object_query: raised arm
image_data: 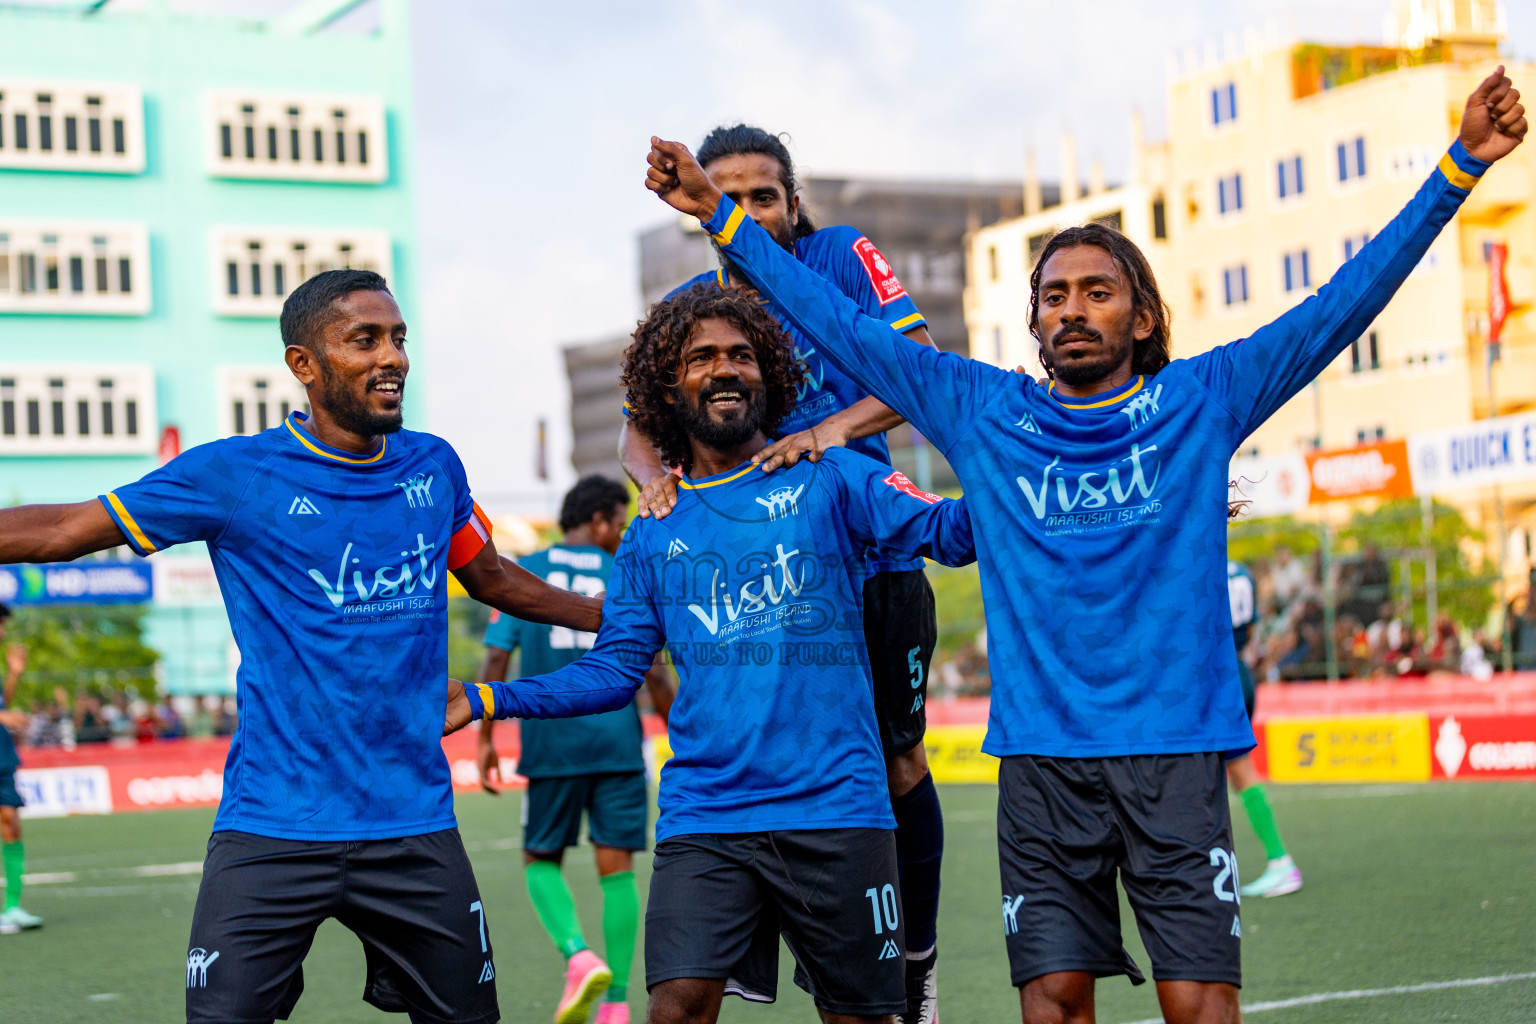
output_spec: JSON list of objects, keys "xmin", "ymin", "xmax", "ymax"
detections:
[
  {"xmin": 1195, "ymin": 68, "xmax": 1525, "ymax": 440},
  {"xmin": 452, "ymin": 537, "xmax": 603, "ymax": 633},
  {"xmin": 463, "ymin": 546, "xmax": 664, "ymax": 722},
  {"xmin": 826, "ymin": 451, "xmax": 976, "ymax": 568},
  {"xmin": 0, "ymin": 501, "xmax": 132, "ymax": 564},
  {"xmin": 645, "ymin": 138, "xmax": 1001, "ymax": 455}
]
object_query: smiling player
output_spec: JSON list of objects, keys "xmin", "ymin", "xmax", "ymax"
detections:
[
  {"xmin": 643, "ymin": 68, "xmax": 1526, "ymax": 1024},
  {"xmin": 0, "ymin": 269, "xmax": 603, "ymax": 1024},
  {"xmin": 456, "ymin": 283, "xmax": 974, "ymax": 1024}
]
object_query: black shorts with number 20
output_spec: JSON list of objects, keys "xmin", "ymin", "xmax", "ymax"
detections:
[
  {"xmin": 997, "ymin": 753, "xmax": 1243, "ymax": 988},
  {"xmin": 863, "ymin": 568, "xmax": 937, "ymax": 758}
]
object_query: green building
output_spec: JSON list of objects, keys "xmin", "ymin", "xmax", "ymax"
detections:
[{"xmin": 0, "ymin": 0, "xmax": 419, "ymax": 692}]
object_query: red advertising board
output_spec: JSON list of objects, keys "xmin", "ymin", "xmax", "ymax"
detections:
[{"xmin": 1429, "ymin": 713, "xmax": 1536, "ymax": 780}]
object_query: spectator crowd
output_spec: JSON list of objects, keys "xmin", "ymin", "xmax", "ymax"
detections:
[
  {"xmin": 12, "ymin": 686, "xmax": 236, "ymax": 750},
  {"xmin": 1239, "ymin": 544, "xmax": 1499, "ymax": 682}
]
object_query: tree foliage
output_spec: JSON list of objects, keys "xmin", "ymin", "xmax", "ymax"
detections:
[{"xmin": 3, "ymin": 605, "xmax": 159, "ymax": 707}]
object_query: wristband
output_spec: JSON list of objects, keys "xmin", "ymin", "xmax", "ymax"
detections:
[{"xmin": 463, "ymin": 682, "xmax": 494, "ymax": 721}]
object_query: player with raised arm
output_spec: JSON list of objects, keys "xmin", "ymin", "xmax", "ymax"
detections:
[
  {"xmin": 453, "ymin": 284, "xmax": 975, "ymax": 1024},
  {"xmin": 1226, "ymin": 559, "xmax": 1300, "ymax": 899},
  {"xmin": 620, "ymin": 126, "xmax": 948, "ymax": 1022},
  {"xmin": 0, "ymin": 608, "xmax": 39, "ymax": 934},
  {"xmin": 0, "ymin": 269, "xmax": 603, "ymax": 1024},
  {"xmin": 475, "ymin": 474, "xmax": 676, "ymax": 1024},
  {"xmin": 643, "ymin": 69, "xmax": 1525, "ymax": 1024}
]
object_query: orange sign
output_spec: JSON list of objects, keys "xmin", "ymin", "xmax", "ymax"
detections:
[{"xmin": 1305, "ymin": 439, "xmax": 1414, "ymax": 503}]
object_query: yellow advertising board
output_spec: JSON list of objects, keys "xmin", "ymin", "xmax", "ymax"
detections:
[
  {"xmin": 1265, "ymin": 713, "xmax": 1431, "ymax": 783},
  {"xmin": 646, "ymin": 725, "xmax": 999, "ymax": 785}
]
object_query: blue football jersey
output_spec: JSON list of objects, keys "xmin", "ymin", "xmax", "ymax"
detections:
[
  {"xmin": 476, "ymin": 449, "xmax": 974, "ymax": 840},
  {"xmin": 483, "ymin": 545, "xmax": 645, "ymax": 778},
  {"xmin": 703, "ymin": 140, "xmax": 1490, "ymax": 758},
  {"xmin": 101, "ymin": 413, "xmax": 493, "ymax": 840}
]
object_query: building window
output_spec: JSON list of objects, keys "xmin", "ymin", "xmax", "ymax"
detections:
[
  {"xmin": 0, "ymin": 79, "xmax": 143, "ymax": 172},
  {"xmin": 1356, "ymin": 426, "xmax": 1386, "ymax": 444},
  {"xmin": 1337, "ymin": 135, "xmax": 1367, "ymax": 182},
  {"xmin": 988, "ymin": 246, "xmax": 998, "ymax": 282},
  {"xmin": 1211, "ymin": 82, "xmax": 1237, "ymax": 125},
  {"xmin": 1222, "ymin": 265, "xmax": 1249, "ymax": 306},
  {"xmin": 218, "ymin": 367, "xmax": 309, "ymax": 438},
  {"xmin": 1350, "ymin": 330, "xmax": 1381, "ymax": 373},
  {"xmin": 993, "ymin": 327, "xmax": 1003, "ymax": 363},
  {"xmin": 0, "ymin": 222, "xmax": 148, "ymax": 315},
  {"xmin": 1026, "ymin": 233, "xmax": 1047, "ymax": 268},
  {"xmin": 1151, "ymin": 198, "xmax": 1167, "ymax": 240},
  {"xmin": 1282, "ymin": 249, "xmax": 1311, "ymax": 293},
  {"xmin": 1276, "ymin": 155, "xmax": 1305, "ymax": 198},
  {"xmin": 1343, "ymin": 231, "xmax": 1372, "ymax": 261},
  {"xmin": 1216, "ymin": 172, "xmax": 1243, "ymax": 215},
  {"xmin": 207, "ymin": 91, "xmax": 387, "ymax": 184}
]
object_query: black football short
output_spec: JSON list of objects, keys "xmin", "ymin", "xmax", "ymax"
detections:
[
  {"xmin": 184, "ymin": 829, "xmax": 499, "ymax": 1024},
  {"xmin": 997, "ymin": 753, "xmax": 1242, "ymax": 988},
  {"xmin": 863, "ymin": 568, "xmax": 937, "ymax": 758},
  {"xmin": 645, "ymin": 828, "xmax": 906, "ymax": 1017}
]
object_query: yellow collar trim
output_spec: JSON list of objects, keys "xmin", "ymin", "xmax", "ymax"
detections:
[
  {"xmin": 678, "ymin": 463, "xmax": 758, "ymax": 490},
  {"xmin": 1049, "ymin": 375, "xmax": 1144, "ymax": 410},
  {"xmin": 285, "ymin": 418, "xmax": 387, "ymax": 464}
]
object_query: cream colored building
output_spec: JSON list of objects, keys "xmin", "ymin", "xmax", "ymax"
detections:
[
  {"xmin": 966, "ymin": 0, "xmax": 1533, "ymax": 455},
  {"xmin": 964, "ymin": 0, "xmax": 1536, "ymax": 568}
]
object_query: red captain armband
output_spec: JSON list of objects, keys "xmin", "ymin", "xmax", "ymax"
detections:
[{"xmin": 447, "ymin": 502, "xmax": 494, "ymax": 571}]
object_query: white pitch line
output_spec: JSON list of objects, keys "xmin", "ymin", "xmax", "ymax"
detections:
[
  {"xmin": 1118, "ymin": 971, "xmax": 1536, "ymax": 1024},
  {"xmin": 13, "ymin": 860, "xmax": 204, "ymax": 887}
]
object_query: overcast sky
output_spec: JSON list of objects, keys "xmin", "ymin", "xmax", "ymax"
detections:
[{"xmin": 406, "ymin": 0, "xmax": 1534, "ymax": 512}]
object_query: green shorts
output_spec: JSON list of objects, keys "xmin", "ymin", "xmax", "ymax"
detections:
[{"xmin": 522, "ymin": 771, "xmax": 648, "ymax": 854}]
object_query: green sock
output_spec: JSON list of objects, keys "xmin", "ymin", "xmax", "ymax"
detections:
[
  {"xmin": 3, "ymin": 841, "xmax": 23, "ymax": 911},
  {"xmin": 525, "ymin": 860, "xmax": 586, "ymax": 959},
  {"xmin": 1240, "ymin": 785, "xmax": 1287, "ymax": 861},
  {"xmin": 599, "ymin": 871, "xmax": 639, "ymax": 1002}
]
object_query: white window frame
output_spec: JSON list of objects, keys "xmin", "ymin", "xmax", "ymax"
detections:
[
  {"xmin": 210, "ymin": 226, "xmax": 393, "ymax": 318},
  {"xmin": 1333, "ymin": 133, "xmax": 1368, "ymax": 187},
  {"xmin": 0, "ymin": 364, "xmax": 156, "ymax": 455},
  {"xmin": 0, "ymin": 220, "xmax": 150, "ymax": 316},
  {"xmin": 1210, "ymin": 81, "xmax": 1238, "ymax": 126},
  {"xmin": 1275, "ymin": 154, "xmax": 1305, "ymax": 202},
  {"xmin": 205, "ymin": 90, "xmax": 388, "ymax": 184},
  {"xmin": 216, "ymin": 366, "xmax": 310, "ymax": 438},
  {"xmin": 0, "ymin": 77, "xmax": 145, "ymax": 174},
  {"xmin": 1280, "ymin": 248, "xmax": 1311, "ymax": 294},
  {"xmin": 1221, "ymin": 264, "xmax": 1249, "ymax": 308}
]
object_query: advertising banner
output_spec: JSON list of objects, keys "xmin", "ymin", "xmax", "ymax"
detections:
[
  {"xmin": 1430, "ymin": 714, "xmax": 1536, "ymax": 779},
  {"xmin": 1407, "ymin": 409, "xmax": 1536, "ymax": 496},
  {"xmin": 13, "ymin": 766, "xmax": 113, "ymax": 818},
  {"xmin": 1305, "ymin": 440, "xmax": 1414, "ymax": 503},
  {"xmin": 1264, "ymin": 713, "xmax": 1432, "ymax": 783},
  {"xmin": 0, "ymin": 561, "xmax": 153, "ymax": 606}
]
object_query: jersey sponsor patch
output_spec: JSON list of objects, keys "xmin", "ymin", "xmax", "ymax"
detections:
[
  {"xmin": 852, "ymin": 237, "xmax": 909, "ymax": 306},
  {"xmin": 883, "ymin": 470, "xmax": 942, "ymax": 505}
]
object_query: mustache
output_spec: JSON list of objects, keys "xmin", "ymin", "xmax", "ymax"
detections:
[
  {"xmin": 367, "ymin": 372, "xmax": 405, "ymax": 386},
  {"xmin": 1050, "ymin": 325, "xmax": 1103, "ymax": 347}
]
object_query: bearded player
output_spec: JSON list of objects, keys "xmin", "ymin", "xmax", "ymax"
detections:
[
  {"xmin": 621, "ymin": 125, "xmax": 946, "ymax": 1022},
  {"xmin": 0, "ymin": 269, "xmax": 602, "ymax": 1024},
  {"xmin": 644, "ymin": 68, "xmax": 1525, "ymax": 1024},
  {"xmin": 455, "ymin": 283, "xmax": 974, "ymax": 1024}
]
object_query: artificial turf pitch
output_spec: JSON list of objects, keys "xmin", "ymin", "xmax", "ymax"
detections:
[{"xmin": 2, "ymin": 782, "xmax": 1533, "ymax": 1023}]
